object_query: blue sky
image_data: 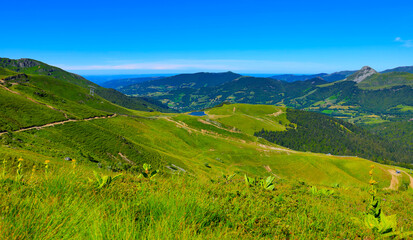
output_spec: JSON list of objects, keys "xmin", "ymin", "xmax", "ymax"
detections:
[{"xmin": 1, "ymin": 0, "xmax": 413, "ymax": 74}]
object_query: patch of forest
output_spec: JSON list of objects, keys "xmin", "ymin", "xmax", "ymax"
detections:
[{"xmin": 255, "ymin": 108, "xmax": 412, "ymax": 167}]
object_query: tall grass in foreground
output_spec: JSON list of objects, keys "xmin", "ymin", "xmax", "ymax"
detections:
[{"xmin": 0, "ymin": 157, "xmax": 412, "ymax": 239}]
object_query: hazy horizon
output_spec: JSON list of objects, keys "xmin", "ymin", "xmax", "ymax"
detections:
[{"xmin": 1, "ymin": 0, "xmax": 412, "ymax": 74}]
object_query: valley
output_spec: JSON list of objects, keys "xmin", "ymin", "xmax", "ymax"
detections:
[{"xmin": 0, "ymin": 58, "xmax": 412, "ymax": 239}]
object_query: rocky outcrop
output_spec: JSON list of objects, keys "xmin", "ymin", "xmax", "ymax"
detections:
[
  {"xmin": 3, "ymin": 73, "xmax": 29, "ymax": 83},
  {"xmin": 0, "ymin": 58, "xmax": 40, "ymax": 69},
  {"xmin": 346, "ymin": 66, "xmax": 377, "ymax": 83}
]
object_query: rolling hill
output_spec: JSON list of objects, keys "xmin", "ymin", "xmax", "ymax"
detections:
[
  {"xmin": 381, "ymin": 65, "xmax": 413, "ymax": 74},
  {"xmin": 1, "ymin": 60, "xmax": 410, "ymax": 182},
  {"xmin": 1, "ymin": 60, "xmax": 413, "ymax": 239},
  {"xmin": 0, "ymin": 58, "xmax": 170, "ymax": 112}
]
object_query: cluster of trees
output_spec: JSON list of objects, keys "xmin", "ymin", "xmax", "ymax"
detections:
[{"xmin": 255, "ymin": 108, "xmax": 412, "ymax": 165}]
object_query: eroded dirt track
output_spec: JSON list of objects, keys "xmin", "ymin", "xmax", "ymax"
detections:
[
  {"xmin": 385, "ymin": 169, "xmax": 400, "ymax": 190},
  {"xmin": 0, "ymin": 114, "xmax": 116, "ymax": 136},
  {"xmin": 384, "ymin": 169, "xmax": 413, "ymax": 190}
]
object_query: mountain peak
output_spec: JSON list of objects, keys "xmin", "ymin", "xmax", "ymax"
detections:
[{"xmin": 346, "ymin": 66, "xmax": 377, "ymax": 83}]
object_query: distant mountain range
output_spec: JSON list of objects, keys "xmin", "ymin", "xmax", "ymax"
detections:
[
  {"xmin": 115, "ymin": 66, "xmax": 413, "ymax": 124},
  {"xmin": 103, "ymin": 65, "xmax": 413, "ymax": 89},
  {"xmin": 381, "ymin": 66, "xmax": 413, "ymax": 74},
  {"xmin": 100, "ymin": 76, "xmax": 165, "ymax": 89},
  {"xmin": 270, "ymin": 70, "xmax": 357, "ymax": 82},
  {"xmin": 119, "ymin": 71, "xmax": 242, "ymax": 96}
]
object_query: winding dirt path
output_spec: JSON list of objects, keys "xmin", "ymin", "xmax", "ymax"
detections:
[
  {"xmin": 0, "ymin": 114, "xmax": 116, "ymax": 136},
  {"xmin": 384, "ymin": 169, "xmax": 413, "ymax": 190},
  {"xmin": 385, "ymin": 169, "xmax": 399, "ymax": 190},
  {"xmin": 197, "ymin": 119, "xmax": 240, "ymax": 133},
  {"xmin": 267, "ymin": 109, "xmax": 283, "ymax": 117}
]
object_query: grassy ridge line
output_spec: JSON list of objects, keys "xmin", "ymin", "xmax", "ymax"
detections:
[
  {"xmin": 0, "ymin": 114, "xmax": 117, "ymax": 136},
  {"xmin": 0, "ymin": 58, "xmax": 171, "ymax": 113},
  {"xmin": 15, "ymin": 74, "xmax": 136, "ymax": 117}
]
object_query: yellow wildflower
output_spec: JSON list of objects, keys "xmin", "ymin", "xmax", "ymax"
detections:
[
  {"xmin": 45, "ymin": 160, "xmax": 50, "ymax": 164},
  {"xmin": 18, "ymin": 157, "xmax": 24, "ymax": 162},
  {"xmin": 72, "ymin": 159, "xmax": 77, "ymax": 170},
  {"xmin": 369, "ymin": 179, "xmax": 377, "ymax": 185}
]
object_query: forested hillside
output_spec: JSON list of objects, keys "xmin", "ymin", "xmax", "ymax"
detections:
[{"xmin": 255, "ymin": 108, "xmax": 412, "ymax": 166}]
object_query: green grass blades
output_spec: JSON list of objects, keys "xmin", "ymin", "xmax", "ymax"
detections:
[
  {"xmin": 311, "ymin": 186, "xmax": 335, "ymax": 197},
  {"xmin": 244, "ymin": 174, "xmax": 275, "ymax": 190}
]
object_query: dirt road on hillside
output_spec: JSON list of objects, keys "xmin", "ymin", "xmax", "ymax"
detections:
[
  {"xmin": 384, "ymin": 169, "xmax": 413, "ymax": 190},
  {"xmin": 0, "ymin": 114, "xmax": 116, "ymax": 136},
  {"xmin": 385, "ymin": 169, "xmax": 400, "ymax": 190}
]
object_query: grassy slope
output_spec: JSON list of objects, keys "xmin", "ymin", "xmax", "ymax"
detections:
[
  {"xmin": 0, "ymin": 87, "xmax": 67, "ymax": 131},
  {"xmin": 2, "ymin": 102, "xmax": 399, "ymax": 188},
  {"xmin": 206, "ymin": 103, "xmax": 288, "ymax": 135},
  {"xmin": 0, "ymin": 67, "xmax": 17, "ymax": 78},
  {"xmin": 15, "ymin": 74, "xmax": 135, "ymax": 116},
  {"xmin": 0, "ymin": 58, "xmax": 170, "ymax": 112},
  {"xmin": 0, "ymin": 68, "xmax": 405, "ymax": 188},
  {"xmin": 357, "ymin": 72, "xmax": 413, "ymax": 90},
  {"xmin": 0, "ymin": 138, "xmax": 412, "ymax": 239},
  {"xmin": 1, "ymin": 94, "xmax": 413, "ymax": 238},
  {"xmin": 0, "ymin": 58, "xmax": 91, "ymax": 87}
]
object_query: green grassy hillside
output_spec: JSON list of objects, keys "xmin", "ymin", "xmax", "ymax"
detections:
[
  {"xmin": 357, "ymin": 72, "xmax": 413, "ymax": 90},
  {"xmin": 2, "ymin": 99, "xmax": 409, "ymax": 188},
  {"xmin": 0, "ymin": 58, "xmax": 171, "ymax": 112},
  {"xmin": 1, "ymin": 104, "xmax": 412, "ymax": 238},
  {"xmin": 1, "ymin": 64, "xmax": 412, "ymax": 239},
  {"xmin": 0, "ymin": 86, "xmax": 67, "ymax": 131},
  {"xmin": 206, "ymin": 103, "xmax": 288, "ymax": 135},
  {"xmin": 1, "ymin": 152, "xmax": 411, "ymax": 239},
  {"xmin": 0, "ymin": 67, "xmax": 17, "ymax": 78}
]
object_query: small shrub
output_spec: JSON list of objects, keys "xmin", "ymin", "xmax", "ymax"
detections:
[
  {"xmin": 244, "ymin": 175, "xmax": 275, "ymax": 190},
  {"xmin": 137, "ymin": 163, "xmax": 159, "ymax": 180},
  {"xmin": 91, "ymin": 171, "xmax": 123, "ymax": 189}
]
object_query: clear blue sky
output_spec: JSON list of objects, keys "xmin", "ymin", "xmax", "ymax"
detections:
[{"xmin": 1, "ymin": 0, "xmax": 413, "ymax": 74}]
